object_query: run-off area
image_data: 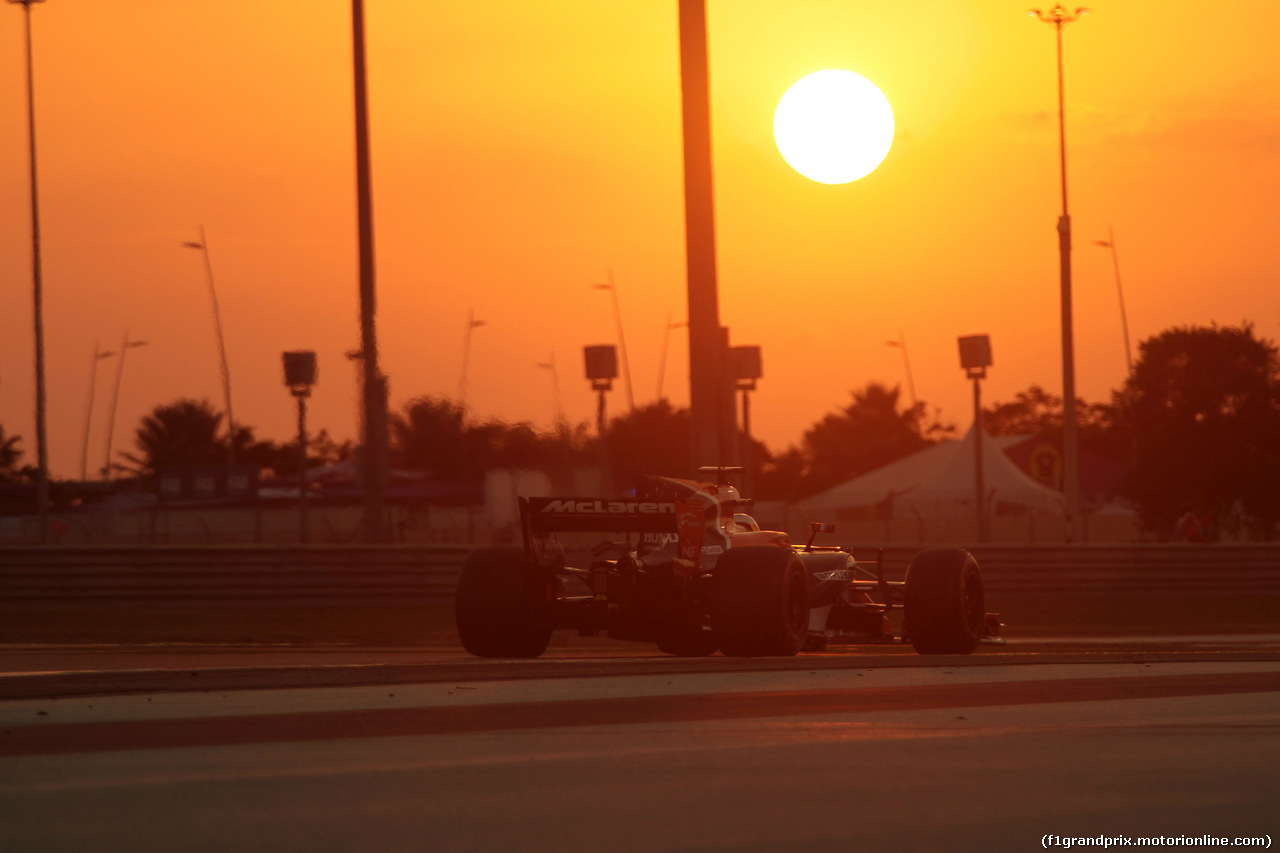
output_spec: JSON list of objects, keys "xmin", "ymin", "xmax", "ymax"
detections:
[{"xmin": 0, "ymin": 660, "xmax": 1277, "ymax": 852}]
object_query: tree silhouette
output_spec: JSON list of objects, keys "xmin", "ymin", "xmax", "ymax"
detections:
[
  {"xmin": 120, "ymin": 398, "xmax": 227, "ymax": 477},
  {"xmin": 983, "ymin": 384, "xmax": 1121, "ymax": 462},
  {"xmin": 792, "ymin": 383, "xmax": 952, "ymax": 498},
  {"xmin": 604, "ymin": 400, "xmax": 692, "ymax": 490},
  {"xmin": 755, "ymin": 445, "xmax": 807, "ymax": 502},
  {"xmin": 239, "ymin": 429, "xmax": 355, "ymax": 479},
  {"xmin": 0, "ymin": 425, "xmax": 25, "ymax": 483},
  {"xmin": 390, "ymin": 396, "xmax": 588, "ymax": 481},
  {"xmin": 1113, "ymin": 324, "xmax": 1280, "ymax": 539},
  {"xmin": 390, "ymin": 396, "xmax": 477, "ymax": 479}
]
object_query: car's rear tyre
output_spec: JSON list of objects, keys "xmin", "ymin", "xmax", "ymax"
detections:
[
  {"xmin": 711, "ymin": 547, "xmax": 810, "ymax": 657},
  {"xmin": 904, "ymin": 548, "xmax": 984, "ymax": 655},
  {"xmin": 455, "ymin": 545, "xmax": 552, "ymax": 658}
]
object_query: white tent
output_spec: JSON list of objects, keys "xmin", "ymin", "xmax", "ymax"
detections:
[
  {"xmin": 790, "ymin": 440, "xmax": 958, "ymax": 520},
  {"xmin": 895, "ymin": 423, "xmax": 1065, "ymax": 517},
  {"xmin": 792, "ymin": 423, "xmax": 1064, "ymax": 522}
]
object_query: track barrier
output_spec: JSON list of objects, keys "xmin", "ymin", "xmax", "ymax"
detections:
[{"xmin": 1, "ymin": 543, "xmax": 1278, "ymax": 607}]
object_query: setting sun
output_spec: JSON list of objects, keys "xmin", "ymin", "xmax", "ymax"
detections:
[
  {"xmin": 2, "ymin": 1, "xmax": 1279, "ymax": 481},
  {"xmin": 773, "ymin": 69, "xmax": 895, "ymax": 184}
]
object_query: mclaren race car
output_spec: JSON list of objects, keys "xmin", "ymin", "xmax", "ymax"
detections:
[{"xmin": 455, "ymin": 468, "xmax": 1002, "ymax": 658}]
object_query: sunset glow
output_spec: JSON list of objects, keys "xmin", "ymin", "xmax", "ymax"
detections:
[{"xmin": 2, "ymin": 2, "xmax": 1279, "ymax": 476}]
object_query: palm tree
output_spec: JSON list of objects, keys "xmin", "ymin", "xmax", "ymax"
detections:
[
  {"xmin": 0, "ymin": 425, "xmax": 24, "ymax": 482},
  {"xmin": 119, "ymin": 399, "xmax": 227, "ymax": 477}
]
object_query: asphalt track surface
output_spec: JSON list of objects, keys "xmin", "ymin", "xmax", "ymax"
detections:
[{"xmin": 1, "ymin": 638, "xmax": 1278, "ymax": 852}]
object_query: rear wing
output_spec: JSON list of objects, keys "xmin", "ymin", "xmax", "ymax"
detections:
[{"xmin": 520, "ymin": 494, "xmax": 728, "ymax": 575}]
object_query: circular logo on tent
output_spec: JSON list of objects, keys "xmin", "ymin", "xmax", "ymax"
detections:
[{"xmin": 1029, "ymin": 443, "xmax": 1062, "ymax": 489}]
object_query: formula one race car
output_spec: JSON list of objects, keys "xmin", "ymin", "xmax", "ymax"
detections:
[{"xmin": 455, "ymin": 468, "xmax": 1002, "ymax": 658}]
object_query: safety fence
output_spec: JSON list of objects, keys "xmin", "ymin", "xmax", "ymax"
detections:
[
  {"xmin": 862, "ymin": 544, "xmax": 1280, "ymax": 596},
  {"xmin": 1, "ymin": 543, "xmax": 1278, "ymax": 607},
  {"xmin": 0, "ymin": 545, "xmax": 472, "ymax": 607}
]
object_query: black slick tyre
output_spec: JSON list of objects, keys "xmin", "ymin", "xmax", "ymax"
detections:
[
  {"xmin": 904, "ymin": 548, "xmax": 984, "ymax": 655},
  {"xmin": 710, "ymin": 546, "xmax": 810, "ymax": 657},
  {"xmin": 455, "ymin": 545, "xmax": 552, "ymax": 658}
]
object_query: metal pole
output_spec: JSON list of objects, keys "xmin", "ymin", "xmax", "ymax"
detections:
[
  {"xmin": 352, "ymin": 0, "xmax": 387, "ymax": 542},
  {"xmin": 740, "ymin": 386, "xmax": 753, "ymax": 496},
  {"xmin": 536, "ymin": 355, "xmax": 564, "ymax": 428},
  {"xmin": 885, "ymin": 333, "xmax": 917, "ymax": 408},
  {"xmin": 457, "ymin": 309, "xmax": 484, "ymax": 411},
  {"xmin": 102, "ymin": 330, "xmax": 131, "ymax": 480},
  {"xmin": 186, "ymin": 226, "xmax": 236, "ymax": 464},
  {"xmin": 1032, "ymin": 5, "xmax": 1085, "ymax": 541},
  {"xmin": 598, "ymin": 273, "xmax": 634, "ymax": 412},
  {"xmin": 80, "ymin": 342, "xmax": 114, "ymax": 481},
  {"xmin": 297, "ymin": 394, "xmax": 309, "ymax": 544},
  {"xmin": 1094, "ymin": 225, "xmax": 1133, "ymax": 377},
  {"xmin": 10, "ymin": 0, "xmax": 48, "ymax": 535},
  {"xmin": 595, "ymin": 385, "xmax": 611, "ymax": 493},
  {"xmin": 972, "ymin": 377, "xmax": 986, "ymax": 543},
  {"xmin": 678, "ymin": 0, "xmax": 730, "ymax": 471}
]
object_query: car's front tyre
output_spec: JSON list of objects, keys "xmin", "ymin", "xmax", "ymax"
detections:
[
  {"xmin": 903, "ymin": 548, "xmax": 984, "ymax": 655},
  {"xmin": 710, "ymin": 546, "xmax": 809, "ymax": 657}
]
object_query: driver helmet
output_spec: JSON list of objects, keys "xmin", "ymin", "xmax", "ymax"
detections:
[{"xmin": 714, "ymin": 483, "xmax": 742, "ymax": 504}]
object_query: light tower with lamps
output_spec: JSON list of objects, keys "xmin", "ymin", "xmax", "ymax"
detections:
[
  {"xmin": 80, "ymin": 342, "xmax": 116, "ymax": 482},
  {"xmin": 884, "ymin": 332, "xmax": 917, "ymax": 408},
  {"xmin": 456, "ymin": 309, "xmax": 486, "ymax": 412},
  {"xmin": 536, "ymin": 354, "xmax": 565, "ymax": 428},
  {"xmin": 101, "ymin": 332, "xmax": 148, "ymax": 480},
  {"xmin": 731, "ymin": 345, "xmax": 762, "ymax": 496},
  {"xmin": 584, "ymin": 345, "xmax": 617, "ymax": 494},
  {"xmin": 182, "ymin": 226, "xmax": 237, "ymax": 464},
  {"xmin": 1029, "ymin": 4, "xmax": 1087, "ymax": 541},
  {"xmin": 8, "ymin": 0, "xmax": 49, "ymax": 531},
  {"xmin": 1093, "ymin": 225, "xmax": 1134, "ymax": 377},
  {"xmin": 958, "ymin": 335, "xmax": 993, "ymax": 543},
  {"xmin": 583, "ymin": 345, "xmax": 618, "ymax": 438},
  {"xmin": 592, "ymin": 273, "xmax": 634, "ymax": 413},
  {"xmin": 283, "ymin": 351, "xmax": 317, "ymax": 544}
]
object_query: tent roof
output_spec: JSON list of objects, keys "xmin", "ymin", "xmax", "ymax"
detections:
[
  {"xmin": 793, "ymin": 440, "xmax": 960, "ymax": 513},
  {"xmin": 791, "ymin": 425, "xmax": 1064, "ymax": 518},
  {"xmin": 897, "ymin": 422, "xmax": 1065, "ymax": 515}
]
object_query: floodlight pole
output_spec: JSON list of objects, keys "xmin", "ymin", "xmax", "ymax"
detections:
[
  {"xmin": 678, "ymin": 0, "xmax": 735, "ymax": 473},
  {"xmin": 352, "ymin": 0, "xmax": 387, "ymax": 541},
  {"xmin": 101, "ymin": 332, "xmax": 147, "ymax": 480},
  {"xmin": 536, "ymin": 355, "xmax": 565, "ymax": 428},
  {"xmin": 9, "ymin": 0, "xmax": 48, "ymax": 534},
  {"xmin": 959, "ymin": 335, "xmax": 993, "ymax": 543},
  {"xmin": 283, "ymin": 352, "xmax": 317, "ymax": 544},
  {"xmin": 885, "ymin": 332, "xmax": 917, "ymax": 408},
  {"xmin": 1093, "ymin": 225, "xmax": 1133, "ymax": 377},
  {"xmin": 1031, "ymin": 4, "xmax": 1086, "ymax": 541},
  {"xmin": 182, "ymin": 226, "xmax": 236, "ymax": 464},
  {"xmin": 970, "ymin": 371, "xmax": 987, "ymax": 543},
  {"xmin": 295, "ymin": 391, "xmax": 310, "ymax": 544},
  {"xmin": 457, "ymin": 308, "xmax": 486, "ymax": 412},
  {"xmin": 80, "ymin": 342, "xmax": 116, "ymax": 482},
  {"xmin": 593, "ymin": 273, "xmax": 634, "ymax": 413}
]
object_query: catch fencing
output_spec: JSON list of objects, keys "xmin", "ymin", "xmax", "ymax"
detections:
[{"xmin": 1, "ymin": 543, "xmax": 1278, "ymax": 607}]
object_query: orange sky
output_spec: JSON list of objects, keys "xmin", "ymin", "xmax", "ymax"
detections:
[{"xmin": 3, "ymin": 1, "xmax": 1279, "ymax": 479}]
